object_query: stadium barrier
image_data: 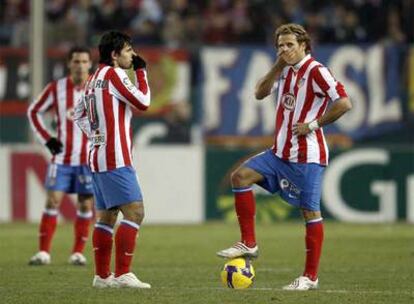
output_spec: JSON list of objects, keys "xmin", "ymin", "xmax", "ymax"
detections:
[{"xmin": 0, "ymin": 144, "xmax": 204, "ymax": 224}]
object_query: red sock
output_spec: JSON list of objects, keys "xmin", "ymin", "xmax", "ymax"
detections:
[
  {"xmin": 303, "ymin": 220, "xmax": 324, "ymax": 281},
  {"xmin": 115, "ymin": 220, "xmax": 139, "ymax": 277},
  {"xmin": 92, "ymin": 223, "xmax": 113, "ymax": 279},
  {"xmin": 234, "ymin": 187, "xmax": 256, "ymax": 247},
  {"xmin": 72, "ymin": 211, "xmax": 92, "ymax": 254},
  {"xmin": 39, "ymin": 209, "xmax": 58, "ymax": 252}
]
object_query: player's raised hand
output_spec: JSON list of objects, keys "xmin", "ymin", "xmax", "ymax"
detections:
[
  {"xmin": 132, "ymin": 55, "xmax": 146, "ymax": 70},
  {"xmin": 276, "ymin": 50, "xmax": 287, "ymax": 69},
  {"xmin": 45, "ymin": 137, "xmax": 63, "ymax": 155}
]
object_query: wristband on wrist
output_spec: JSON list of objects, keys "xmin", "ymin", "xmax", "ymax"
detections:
[{"xmin": 308, "ymin": 120, "xmax": 320, "ymax": 131}]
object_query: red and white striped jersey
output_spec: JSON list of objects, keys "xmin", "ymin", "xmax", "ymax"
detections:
[
  {"xmin": 74, "ymin": 64, "xmax": 150, "ymax": 172},
  {"xmin": 271, "ymin": 54, "xmax": 348, "ymax": 165},
  {"xmin": 27, "ymin": 77, "xmax": 89, "ymax": 165}
]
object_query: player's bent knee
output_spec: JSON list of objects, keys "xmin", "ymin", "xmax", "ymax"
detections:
[
  {"xmin": 231, "ymin": 168, "xmax": 252, "ymax": 188},
  {"xmin": 301, "ymin": 209, "xmax": 322, "ymax": 221}
]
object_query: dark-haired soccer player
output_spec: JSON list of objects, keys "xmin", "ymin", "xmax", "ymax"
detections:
[
  {"xmin": 217, "ymin": 23, "xmax": 352, "ymax": 290},
  {"xmin": 28, "ymin": 46, "xmax": 94, "ymax": 266},
  {"xmin": 74, "ymin": 31, "xmax": 151, "ymax": 288}
]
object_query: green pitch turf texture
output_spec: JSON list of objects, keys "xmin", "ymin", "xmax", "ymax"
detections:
[{"xmin": 0, "ymin": 222, "xmax": 413, "ymax": 304}]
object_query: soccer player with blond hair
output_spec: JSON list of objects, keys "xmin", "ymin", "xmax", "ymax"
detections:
[{"xmin": 217, "ymin": 23, "xmax": 352, "ymax": 290}]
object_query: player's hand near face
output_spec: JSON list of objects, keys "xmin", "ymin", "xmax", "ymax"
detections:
[
  {"xmin": 276, "ymin": 49, "xmax": 287, "ymax": 69},
  {"xmin": 132, "ymin": 54, "xmax": 146, "ymax": 70}
]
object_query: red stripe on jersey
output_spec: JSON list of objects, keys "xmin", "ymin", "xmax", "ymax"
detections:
[
  {"xmin": 63, "ymin": 79, "xmax": 74, "ymax": 165},
  {"xmin": 135, "ymin": 69, "xmax": 148, "ymax": 94},
  {"xmin": 297, "ymin": 67, "xmax": 319, "ymax": 163},
  {"xmin": 103, "ymin": 74, "xmax": 116, "ymax": 171},
  {"xmin": 80, "ymin": 133, "xmax": 88, "ymax": 164},
  {"xmin": 51, "ymin": 83, "xmax": 59, "ymax": 164},
  {"xmin": 313, "ymin": 66, "xmax": 330, "ymax": 92},
  {"xmin": 109, "ymin": 69, "xmax": 148, "ymax": 111},
  {"xmin": 315, "ymin": 129, "xmax": 326, "ymax": 165},
  {"xmin": 273, "ymin": 68, "xmax": 294, "ymax": 154},
  {"xmin": 315, "ymin": 97, "xmax": 329, "ymax": 164},
  {"xmin": 282, "ymin": 58, "xmax": 314, "ymax": 160},
  {"xmin": 118, "ymin": 102, "xmax": 131, "ymax": 166},
  {"xmin": 29, "ymin": 83, "xmax": 54, "ymax": 142},
  {"xmin": 335, "ymin": 82, "xmax": 347, "ymax": 99}
]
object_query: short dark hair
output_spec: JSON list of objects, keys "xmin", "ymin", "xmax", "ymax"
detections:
[
  {"xmin": 98, "ymin": 31, "xmax": 132, "ymax": 66},
  {"xmin": 67, "ymin": 46, "xmax": 91, "ymax": 61},
  {"xmin": 275, "ymin": 23, "xmax": 312, "ymax": 54}
]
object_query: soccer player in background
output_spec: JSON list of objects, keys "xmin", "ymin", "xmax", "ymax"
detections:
[
  {"xmin": 217, "ymin": 23, "xmax": 352, "ymax": 290},
  {"xmin": 27, "ymin": 46, "xmax": 94, "ymax": 266},
  {"xmin": 74, "ymin": 31, "xmax": 151, "ymax": 288}
]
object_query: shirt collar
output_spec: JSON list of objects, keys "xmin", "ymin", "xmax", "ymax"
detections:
[{"xmin": 291, "ymin": 54, "xmax": 311, "ymax": 72}]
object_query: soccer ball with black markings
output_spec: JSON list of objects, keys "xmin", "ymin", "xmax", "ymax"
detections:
[{"xmin": 220, "ymin": 258, "xmax": 255, "ymax": 289}]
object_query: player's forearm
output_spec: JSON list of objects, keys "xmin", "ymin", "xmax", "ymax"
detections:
[
  {"xmin": 255, "ymin": 62, "xmax": 284, "ymax": 100},
  {"xmin": 317, "ymin": 97, "xmax": 352, "ymax": 127}
]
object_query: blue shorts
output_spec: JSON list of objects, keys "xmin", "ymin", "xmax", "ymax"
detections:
[
  {"xmin": 92, "ymin": 166, "xmax": 143, "ymax": 210},
  {"xmin": 45, "ymin": 164, "xmax": 93, "ymax": 194},
  {"xmin": 244, "ymin": 149, "xmax": 325, "ymax": 211}
]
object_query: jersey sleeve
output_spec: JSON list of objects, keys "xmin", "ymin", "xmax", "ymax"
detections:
[
  {"xmin": 73, "ymin": 94, "xmax": 92, "ymax": 137},
  {"xmin": 27, "ymin": 82, "xmax": 55, "ymax": 144},
  {"xmin": 108, "ymin": 67, "xmax": 151, "ymax": 111},
  {"xmin": 270, "ymin": 80, "xmax": 279, "ymax": 94},
  {"xmin": 312, "ymin": 66, "xmax": 348, "ymax": 102}
]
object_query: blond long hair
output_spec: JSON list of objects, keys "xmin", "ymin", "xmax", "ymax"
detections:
[{"xmin": 275, "ymin": 23, "xmax": 312, "ymax": 54}]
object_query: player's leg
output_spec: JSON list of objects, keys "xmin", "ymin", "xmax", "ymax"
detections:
[
  {"xmin": 302, "ymin": 209, "xmax": 324, "ymax": 282},
  {"xmin": 69, "ymin": 165, "xmax": 94, "ymax": 265},
  {"xmin": 91, "ymin": 166, "xmax": 150, "ymax": 288},
  {"xmin": 116, "ymin": 201, "xmax": 144, "ymax": 278},
  {"xmin": 69, "ymin": 193, "xmax": 94, "ymax": 265},
  {"xmin": 29, "ymin": 189, "xmax": 64, "ymax": 265},
  {"xmin": 216, "ymin": 162, "xmax": 264, "ymax": 259},
  {"xmin": 282, "ymin": 209, "xmax": 322, "ymax": 291},
  {"xmin": 283, "ymin": 163, "xmax": 324, "ymax": 291},
  {"xmin": 92, "ymin": 208, "xmax": 118, "ymax": 287},
  {"xmin": 232, "ymin": 166, "xmax": 263, "ymax": 247}
]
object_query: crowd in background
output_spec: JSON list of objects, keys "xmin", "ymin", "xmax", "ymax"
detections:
[{"xmin": 1, "ymin": 0, "xmax": 413, "ymax": 50}]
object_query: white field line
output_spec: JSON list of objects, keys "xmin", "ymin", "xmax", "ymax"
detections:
[{"xmin": 157, "ymin": 286, "xmax": 414, "ymax": 295}]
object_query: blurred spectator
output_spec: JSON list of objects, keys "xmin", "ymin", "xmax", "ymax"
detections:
[{"xmin": 1, "ymin": 0, "xmax": 413, "ymax": 47}]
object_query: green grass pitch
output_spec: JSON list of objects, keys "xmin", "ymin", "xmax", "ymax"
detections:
[{"xmin": 0, "ymin": 222, "xmax": 413, "ymax": 304}]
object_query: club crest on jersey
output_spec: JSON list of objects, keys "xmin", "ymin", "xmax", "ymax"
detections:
[{"xmin": 281, "ymin": 93, "xmax": 296, "ymax": 111}]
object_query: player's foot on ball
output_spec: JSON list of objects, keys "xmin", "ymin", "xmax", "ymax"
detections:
[
  {"xmin": 115, "ymin": 272, "xmax": 151, "ymax": 288},
  {"xmin": 216, "ymin": 242, "xmax": 259, "ymax": 259},
  {"xmin": 28, "ymin": 251, "xmax": 51, "ymax": 265},
  {"xmin": 68, "ymin": 252, "xmax": 87, "ymax": 266},
  {"xmin": 282, "ymin": 276, "xmax": 319, "ymax": 291},
  {"xmin": 92, "ymin": 273, "xmax": 117, "ymax": 288}
]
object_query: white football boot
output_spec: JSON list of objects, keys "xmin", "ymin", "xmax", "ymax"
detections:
[
  {"xmin": 282, "ymin": 276, "xmax": 319, "ymax": 291},
  {"xmin": 92, "ymin": 273, "xmax": 117, "ymax": 288},
  {"xmin": 68, "ymin": 252, "xmax": 87, "ymax": 266},
  {"xmin": 28, "ymin": 251, "xmax": 51, "ymax": 265},
  {"xmin": 216, "ymin": 242, "xmax": 259, "ymax": 259},
  {"xmin": 115, "ymin": 272, "xmax": 151, "ymax": 289}
]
